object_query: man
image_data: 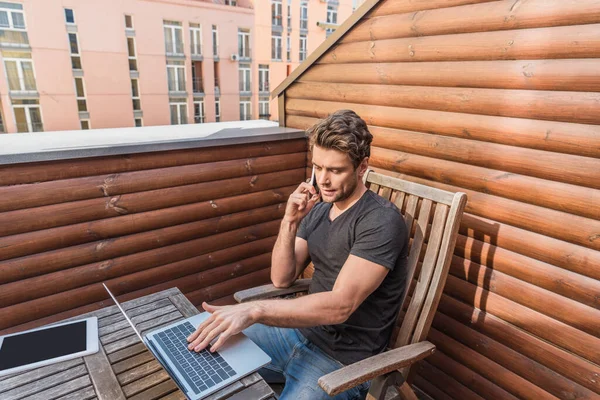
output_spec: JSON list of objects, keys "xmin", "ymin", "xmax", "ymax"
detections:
[{"xmin": 187, "ymin": 110, "xmax": 409, "ymax": 399}]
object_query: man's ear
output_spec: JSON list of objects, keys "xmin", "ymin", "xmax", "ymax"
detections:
[{"xmin": 358, "ymin": 157, "xmax": 369, "ymax": 178}]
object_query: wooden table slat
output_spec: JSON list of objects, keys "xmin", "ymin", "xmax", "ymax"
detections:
[
  {"xmin": 112, "ymin": 351, "xmax": 155, "ymax": 375},
  {"xmin": 104, "ymin": 316, "xmax": 185, "ymax": 355},
  {"xmin": 0, "ymin": 358, "xmax": 84, "ymax": 392},
  {"xmin": 26, "ymin": 375, "xmax": 92, "ymax": 400},
  {"xmin": 169, "ymin": 293, "xmax": 200, "ymax": 318},
  {"xmin": 122, "ymin": 369, "xmax": 171, "ymax": 398},
  {"xmin": 99, "ymin": 302, "xmax": 176, "ymax": 336},
  {"xmin": 128, "ymin": 378, "xmax": 180, "ymax": 400},
  {"xmin": 99, "ymin": 298, "xmax": 173, "ymax": 327},
  {"xmin": 100, "ymin": 307, "xmax": 179, "ymax": 345},
  {"xmin": 117, "ymin": 359, "xmax": 163, "ymax": 386},
  {"xmin": 107, "ymin": 343, "xmax": 147, "ymax": 364},
  {"xmin": 54, "ymin": 385, "xmax": 97, "ymax": 400},
  {"xmin": 1, "ymin": 364, "xmax": 88, "ymax": 400},
  {"xmin": 159, "ymin": 389, "xmax": 188, "ymax": 400},
  {"xmin": 226, "ymin": 379, "xmax": 274, "ymax": 400}
]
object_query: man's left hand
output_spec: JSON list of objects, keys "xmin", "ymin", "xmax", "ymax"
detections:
[{"xmin": 186, "ymin": 302, "xmax": 260, "ymax": 353}]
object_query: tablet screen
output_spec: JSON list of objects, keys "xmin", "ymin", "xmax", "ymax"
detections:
[{"xmin": 0, "ymin": 321, "xmax": 87, "ymax": 372}]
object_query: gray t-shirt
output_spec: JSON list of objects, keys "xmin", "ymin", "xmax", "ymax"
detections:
[{"xmin": 297, "ymin": 190, "xmax": 409, "ymax": 365}]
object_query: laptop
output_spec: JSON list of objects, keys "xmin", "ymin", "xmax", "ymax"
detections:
[{"xmin": 103, "ymin": 284, "xmax": 271, "ymax": 400}]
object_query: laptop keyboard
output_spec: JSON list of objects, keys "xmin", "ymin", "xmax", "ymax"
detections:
[{"xmin": 154, "ymin": 321, "xmax": 237, "ymax": 394}]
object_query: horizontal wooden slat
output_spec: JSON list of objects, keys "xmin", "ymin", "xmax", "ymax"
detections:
[
  {"xmin": 349, "ymin": 0, "xmax": 600, "ymax": 42},
  {"xmin": 318, "ymin": 23, "xmax": 600, "ymax": 63},
  {"xmin": 0, "ymin": 153, "xmax": 305, "ymax": 213},
  {"xmin": 0, "ymin": 167, "xmax": 299, "ymax": 240},
  {"xmin": 0, "ymin": 203, "xmax": 283, "ymax": 291},
  {"xmin": 444, "ymin": 275, "xmax": 600, "ymax": 365},
  {"xmin": 300, "ymin": 59, "xmax": 600, "ymax": 92},
  {"xmin": 432, "ymin": 310, "xmax": 598, "ymax": 399},
  {"xmin": 455, "ymin": 234, "xmax": 600, "ymax": 310},
  {"xmin": 0, "ymin": 222, "xmax": 279, "ymax": 332},
  {"xmin": 428, "ymin": 328, "xmax": 557, "ymax": 400},
  {"xmin": 0, "ymin": 185, "xmax": 292, "ymax": 265},
  {"xmin": 368, "ymin": 0, "xmax": 498, "ymax": 18},
  {"xmin": 438, "ymin": 294, "xmax": 600, "ymax": 394},
  {"xmin": 415, "ymin": 360, "xmax": 486, "ymax": 400},
  {"xmin": 450, "ymin": 256, "xmax": 600, "ymax": 336},
  {"xmin": 368, "ymin": 126, "xmax": 600, "ymax": 190},
  {"xmin": 285, "ymin": 101, "xmax": 600, "ymax": 159},
  {"xmin": 0, "ymin": 365, "xmax": 88, "ymax": 400},
  {"xmin": 287, "ymin": 82, "xmax": 600, "ymax": 125},
  {"xmin": 0, "ymin": 138, "xmax": 306, "ymax": 186},
  {"xmin": 370, "ymin": 153, "xmax": 600, "ymax": 250},
  {"xmin": 367, "ymin": 171, "xmax": 455, "ymax": 205}
]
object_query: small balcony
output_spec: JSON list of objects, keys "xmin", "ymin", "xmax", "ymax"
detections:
[
  {"xmin": 192, "ymin": 77, "xmax": 204, "ymax": 94},
  {"xmin": 190, "ymin": 44, "xmax": 203, "ymax": 60},
  {"xmin": 165, "ymin": 40, "xmax": 185, "ymax": 57}
]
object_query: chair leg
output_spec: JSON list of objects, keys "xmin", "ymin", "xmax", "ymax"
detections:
[{"xmin": 366, "ymin": 371, "xmax": 404, "ymax": 400}]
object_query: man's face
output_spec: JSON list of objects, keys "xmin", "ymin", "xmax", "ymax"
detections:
[{"xmin": 311, "ymin": 145, "xmax": 362, "ymax": 204}]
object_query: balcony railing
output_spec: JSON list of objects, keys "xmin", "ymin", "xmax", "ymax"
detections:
[
  {"xmin": 168, "ymin": 79, "xmax": 186, "ymax": 92},
  {"xmin": 192, "ymin": 77, "xmax": 204, "ymax": 93},
  {"xmin": 238, "ymin": 46, "xmax": 251, "ymax": 59},
  {"xmin": 165, "ymin": 41, "xmax": 184, "ymax": 56},
  {"xmin": 259, "ymin": 81, "xmax": 269, "ymax": 92},
  {"xmin": 16, "ymin": 122, "xmax": 44, "ymax": 133}
]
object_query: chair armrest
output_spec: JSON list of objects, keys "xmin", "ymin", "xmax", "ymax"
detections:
[
  {"xmin": 318, "ymin": 341, "xmax": 436, "ymax": 396},
  {"xmin": 234, "ymin": 279, "xmax": 312, "ymax": 303}
]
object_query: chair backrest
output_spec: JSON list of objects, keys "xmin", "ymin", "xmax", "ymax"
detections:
[{"xmin": 362, "ymin": 170, "xmax": 467, "ymax": 350}]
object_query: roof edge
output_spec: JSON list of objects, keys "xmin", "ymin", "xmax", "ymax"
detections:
[{"xmin": 271, "ymin": 0, "xmax": 382, "ymax": 100}]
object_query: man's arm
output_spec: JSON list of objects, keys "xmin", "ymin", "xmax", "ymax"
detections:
[
  {"xmin": 187, "ymin": 254, "xmax": 389, "ymax": 352},
  {"xmin": 270, "ymin": 181, "xmax": 318, "ymax": 288}
]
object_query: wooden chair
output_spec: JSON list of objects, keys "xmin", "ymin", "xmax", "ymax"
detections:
[{"xmin": 234, "ymin": 170, "xmax": 467, "ymax": 400}]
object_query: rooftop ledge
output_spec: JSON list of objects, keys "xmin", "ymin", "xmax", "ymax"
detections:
[{"xmin": 0, "ymin": 120, "xmax": 306, "ymax": 165}]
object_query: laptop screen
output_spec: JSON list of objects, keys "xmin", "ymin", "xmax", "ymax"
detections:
[{"xmin": 0, "ymin": 321, "xmax": 87, "ymax": 371}]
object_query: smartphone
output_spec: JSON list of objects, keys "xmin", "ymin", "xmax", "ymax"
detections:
[{"xmin": 310, "ymin": 166, "xmax": 319, "ymax": 194}]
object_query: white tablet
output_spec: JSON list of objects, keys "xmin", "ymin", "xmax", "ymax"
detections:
[{"xmin": 0, "ymin": 317, "xmax": 99, "ymax": 377}]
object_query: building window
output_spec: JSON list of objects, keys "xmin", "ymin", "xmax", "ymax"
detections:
[
  {"xmin": 169, "ymin": 100, "xmax": 188, "ymax": 125},
  {"xmin": 0, "ymin": 7, "xmax": 26, "ymax": 30},
  {"xmin": 5, "ymin": 57, "xmax": 36, "ymax": 91},
  {"xmin": 68, "ymin": 33, "xmax": 79, "ymax": 55},
  {"xmin": 238, "ymin": 29, "xmax": 250, "ymax": 59},
  {"xmin": 194, "ymin": 100, "xmax": 205, "ymax": 123},
  {"xmin": 190, "ymin": 24, "xmax": 202, "ymax": 55},
  {"xmin": 212, "ymin": 25, "xmax": 218, "ymax": 57},
  {"xmin": 286, "ymin": 34, "xmax": 291, "ymax": 61},
  {"xmin": 13, "ymin": 99, "xmax": 42, "ymax": 133},
  {"xmin": 239, "ymin": 63, "xmax": 251, "ymax": 92},
  {"xmin": 287, "ymin": 1, "xmax": 291, "ymax": 28},
  {"xmin": 299, "ymin": 34, "xmax": 307, "ymax": 61},
  {"xmin": 272, "ymin": 0, "xmax": 282, "ymax": 26},
  {"xmin": 131, "ymin": 79, "xmax": 141, "ymax": 110},
  {"xmin": 215, "ymin": 98, "xmax": 220, "ymax": 122},
  {"xmin": 125, "ymin": 14, "xmax": 133, "ymax": 29},
  {"xmin": 326, "ymin": 3, "xmax": 338, "ymax": 37},
  {"xmin": 163, "ymin": 20, "xmax": 183, "ymax": 55},
  {"xmin": 239, "ymin": 97, "xmax": 251, "ymax": 121},
  {"xmin": 192, "ymin": 61, "xmax": 203, "ymax": 93},
  {"xmin": 300, "ymin": 2, "xmax": 308, "ymax": 30},
  {"xmin": 127, "ymin": 37, "xmax": 137, "ymax": 71},
  {"xmin": 134, "ymin": 117, "xmax": 143, "ymax": 127},
  {"xmin": 214, "ymin": 61, "xmax": 220, "ymax": 91},
  {"xmin": 259, "ymin": 97, "xmax": 270, "ymax": 120},
  {"xmin": 80, "ymin": 120, "xmax": 90, "ymax": 130},
  {"xmin": 64, "ymin": 8, "xmax": 75, "ymax": 24},
  {"xmin": 225, "ymin": 0, "xmax": 237, "ymax": 5},
  {"xmin": 167, "ymin": 60, "xmax": 186, "ymax": 92},
  {"xmin": 258, "ymin": 64, "xmax": 269, "ymax": 92},
  {"xmin": 271, "ymin": 33, "xmax": 282, "ymax": 61},
  {"xmin": 74, "ymin": 76, "xmax": 87, "ymax": 112}
]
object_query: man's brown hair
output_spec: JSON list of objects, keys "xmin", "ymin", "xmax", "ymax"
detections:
[{"xmin": 307, "ymin": 109, "xmax": 373, "ymax": 169}]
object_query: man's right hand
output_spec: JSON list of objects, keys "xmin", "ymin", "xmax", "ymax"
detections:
[{"xmin": 283, "ymin": 182, "xmax": 319, "ymax": 224}]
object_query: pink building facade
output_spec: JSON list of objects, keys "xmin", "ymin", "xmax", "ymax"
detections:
[{"xmin": 0, "ymin": 0, "xmax": 358, "ymax": 134}]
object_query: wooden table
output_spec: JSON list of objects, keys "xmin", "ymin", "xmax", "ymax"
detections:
[{"xmin": 0, "ymin": 288, "xmax": 276, "ymax": 400}]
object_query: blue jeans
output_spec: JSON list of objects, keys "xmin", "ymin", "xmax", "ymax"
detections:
[{"xmin": 243, "ymin": 324, "xmax": 370, "ymax": 399}]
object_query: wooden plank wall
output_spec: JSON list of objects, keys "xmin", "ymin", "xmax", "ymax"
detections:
[
  {"xmin": 283, "ymin": 0, "xmax": 600, "ymax": 398},
  {"xmin": 0, "ymin": 138, "xmax": 306, "ymax": 335}
]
